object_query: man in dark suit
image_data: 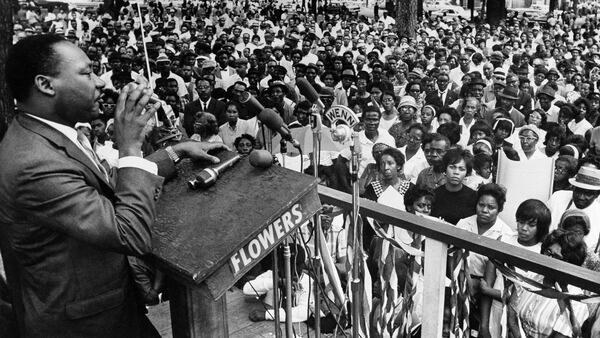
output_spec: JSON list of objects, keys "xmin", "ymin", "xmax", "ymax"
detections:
[
  {"xmin": 0, "ymin": 34, "xmax": 225, "ymax": 338},
  {"xmin": 506, "ymin": 73, "xmax": 533, "ymax": 114},
  {"xmin": 425, "ymin": 73, "xmax": 459, "ymax": 108},
  {"xmin": 183, "ymin": 78, "xmax": 226, "ymax": 136}
]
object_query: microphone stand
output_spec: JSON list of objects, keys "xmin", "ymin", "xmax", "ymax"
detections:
[
  {"xmin": 279, "ymin": 139, "xmax": 294, "ymax": 338},
  {"xmin": 272, "ymin": 251, "xmax": 282, "ymax": 338},
  {"xmin": 310, "ymin": 107, "xmax": 322, "ymax": 338},
  {"xmin": 268, "ymin": 127, "xmax": 280, "ymax": 338},
  {"xmin": 350, "ymin": 132, "xmax": 362, "ymax": 338}
]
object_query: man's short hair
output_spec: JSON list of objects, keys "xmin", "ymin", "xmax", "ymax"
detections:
[{"xmin": 6, "ymin": 34, "xmax": 66, "ymax": 102}]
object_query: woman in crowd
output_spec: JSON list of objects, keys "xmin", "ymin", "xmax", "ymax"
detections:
[
  {"xmin": 507, "ymin": 229, "xmax": 589, "ymax": 338},
  {"xmin": 359, "ymin": 143, "xmax": 391, "ymax": 195},
  {"xmin": 379, "ymin": 91, "xmax": 399, "ymax": 131},
  {"xmin": 541, "ymin": 125, "xmax": 566, "ymax": 158},
  {"xmin": 437, "ymin": 107, "xmax": 461, "ymax": 127},
  {"xmin": 363, "ymin": 147, "xmax": 413, "ymax": 212},
  {"xmin": 464, "ymin": 152, "xmax": 493, "ymax": 190},
  {"xmin": 400, "ymin": 124, "xmax": 429, "ymax": 184},
  {"xmin": 404, "ymin": 186, "xmax": 435, "ymax": 216},
  {"xmin": 454, "ymin": 183, "xmax": 513, "ymax": 337},
  {"xmin": 234, "ymin": 133, "xmax": 256, "ymax": 156},
  {"xmin": 420, "ymin": 104, "xmax": 439, "ymax": 133},
  {"xmin": 516, "ymin": 124, "xmax": 547, "ymax": 160},
  {"xmin": 479, "ymin": 199, "xmax": 552, "ymax": 338},
  {"xmin": 558, "ymin": 209, "xmax": 600, "ymax": 270},
  {"xmin": 492, "ymin": 117, "xmax": 516, "ymax": 150},
  {"xmin": 430, "ymin": 148, "xmax": 478, "ymax": 225},
  {"xmin": 553, "ymin": 155, "xmax": 578, "ymax": 192}
]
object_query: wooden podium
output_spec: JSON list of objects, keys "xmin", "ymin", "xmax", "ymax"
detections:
[{"xmin": 150, "ymin": 151, "xmax": 321, "ymax": 337}]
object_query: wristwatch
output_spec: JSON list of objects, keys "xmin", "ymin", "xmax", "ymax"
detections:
[{"xmin": 165, "ymin": 146, "xmax": 181, "ymax": 164}]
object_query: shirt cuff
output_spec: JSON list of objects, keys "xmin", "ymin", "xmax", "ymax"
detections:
[{"xmin": 118, "ymin": 156, "xmax": 158, "ymax": 175}]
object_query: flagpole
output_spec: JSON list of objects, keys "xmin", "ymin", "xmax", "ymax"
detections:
[
  {"xmin": 135, "ymin": 2, "xmax": 159, "ymax": 125},
  {"xmin": 310, "ymin": 106, "xmax": 322, "ymax": 338},
  {"xmin": 350, "ymin": 131, "xmax": 362, "ymax": 338}
]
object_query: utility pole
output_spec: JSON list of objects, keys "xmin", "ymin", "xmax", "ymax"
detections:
[{"xmin": 0, "ymin": 0, "xmax": 15, "ymax": 142}]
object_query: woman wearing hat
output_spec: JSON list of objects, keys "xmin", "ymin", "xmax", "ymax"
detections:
[
  {"xmin": 516, "ymin": 124, "xmax": 547, "ymax": 161},
  {"xmin": 388, "ymin": 96, "xmax": 418, "ymax": 148}
]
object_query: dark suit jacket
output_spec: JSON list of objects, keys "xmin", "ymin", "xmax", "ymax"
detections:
[
  {"xmin": 0, "ymin": 114, "xmax": 176, "ymax": 337},
  {"xmin": 515, "ymin": 90, "xmax": 533, "ymax": 114},
  {"xmin": 182, "ymin": 98, "xmax": 227, "ymax": 136},
  {"xmin": 425, "ymin": 90, "xmax": 459, "ymax": 108}
]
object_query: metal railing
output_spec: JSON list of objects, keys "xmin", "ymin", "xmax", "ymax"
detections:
[{"xmin": 318, "ymin": 185, "xmax": 600, "ymax": 336}]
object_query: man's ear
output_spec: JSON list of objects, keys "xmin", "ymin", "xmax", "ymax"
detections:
[{"xmin": 33, "ymin": 75, "xmax": 56, "ymax": 96}]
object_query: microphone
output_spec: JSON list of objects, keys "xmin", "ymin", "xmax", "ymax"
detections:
[
  {"xmin": 249, "ymin": 150, "xmax": 274, "ymax": 169},
  {"xmin": 257, "ymin": 108, "xmax": 301, "ymax": 150},
  {"xmin": 187, "ymin": 154, "xmax": 242, "ymax": 189},
  {"xmin": 296, "ymin": 77, "xmax": 325, "ymax": 109},
  {"xmin": 239, "ymin": 91, "xmax": 264, "ymax": 116}
]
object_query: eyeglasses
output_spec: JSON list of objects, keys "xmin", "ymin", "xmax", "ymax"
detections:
[
  {"xmin": 519, "ymin": 136, "xmax": 538, "ymax": 142},
  {"xmin": 103, "ymin": 103, "xmax": 115, "ymax": 110},
  {"xmin": 382, "ymin": 98, "xmax": 394, "ymax": 102},
  {"xmin": 554, "ymin": 166, "xmax": 569, "ymax": 173}
]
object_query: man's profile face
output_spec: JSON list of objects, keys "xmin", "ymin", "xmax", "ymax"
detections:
[{"xmin": 51, "ymin": 42, "xmax": 105, "ymax": 126}]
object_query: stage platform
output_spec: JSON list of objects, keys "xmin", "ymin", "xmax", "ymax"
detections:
[{"xmin": 148, "ymin": 286, "xmax": 337, "ymax": 337}]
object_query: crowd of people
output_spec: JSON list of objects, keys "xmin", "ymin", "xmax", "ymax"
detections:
[{"xmin": 8, "ymin": 0, "xmax": 600, "ymax": 337}]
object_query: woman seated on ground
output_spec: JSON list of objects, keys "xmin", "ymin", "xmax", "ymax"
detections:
[
  {"xmin": 507, "ymin": 229, "xmax": 590, "ymax": 338},
  {"xmin": 243, "ymin": 244, "xmax": 317, "ymax": 323},
  {"xmin": 479, "ymin": 199, "xmax": 552, "ymax": 338},
  {"xmin": 430, "ymin": 148, "xmax": 478, "ymax": 225}
]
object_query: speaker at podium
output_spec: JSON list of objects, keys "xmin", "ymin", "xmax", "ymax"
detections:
[{"xmin": 150, "ymin": 150, "xmax": 321, "ymax": 338}]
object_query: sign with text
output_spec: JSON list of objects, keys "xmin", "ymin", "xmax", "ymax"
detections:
[
  {"xmin": 324, "ymin": 105, "xmax": 360, "ymax": 127},
  {"xmin": 204, "ymin": 184, "xmax": 321, "ymax": 298},
  {"xmin": 229, "ymin": 204, "xmax": 303, "ymax": 275}
]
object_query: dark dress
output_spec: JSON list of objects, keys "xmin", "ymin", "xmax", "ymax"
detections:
[{"xmin": 430, "ymin": 184, "xmax": 477, "ymax": 225}]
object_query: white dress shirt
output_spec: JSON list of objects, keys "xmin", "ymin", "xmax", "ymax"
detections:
[{"xmin": 28, "ymin": 114, "xmax": 157, "ymax": 175}]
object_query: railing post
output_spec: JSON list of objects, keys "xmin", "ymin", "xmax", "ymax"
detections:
[{"xmin": 422, "ymin": 238, "xmax": 448, "ymax": 338}]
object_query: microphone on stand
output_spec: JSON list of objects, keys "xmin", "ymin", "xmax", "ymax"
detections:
[
  {"xmin": 296, "ymin": 77, "xmax": 325, "ymax": 109},
  {"xmin": 238, "ymin": 91, "xmax": 265, "ymax": 116},
  {"xmin": 187, "ymin": 154, "xmax": 242, "ymax": 189},
  {"xmin": 257, "ymin": 108, "xmax": 301, "ymax": 150}
]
